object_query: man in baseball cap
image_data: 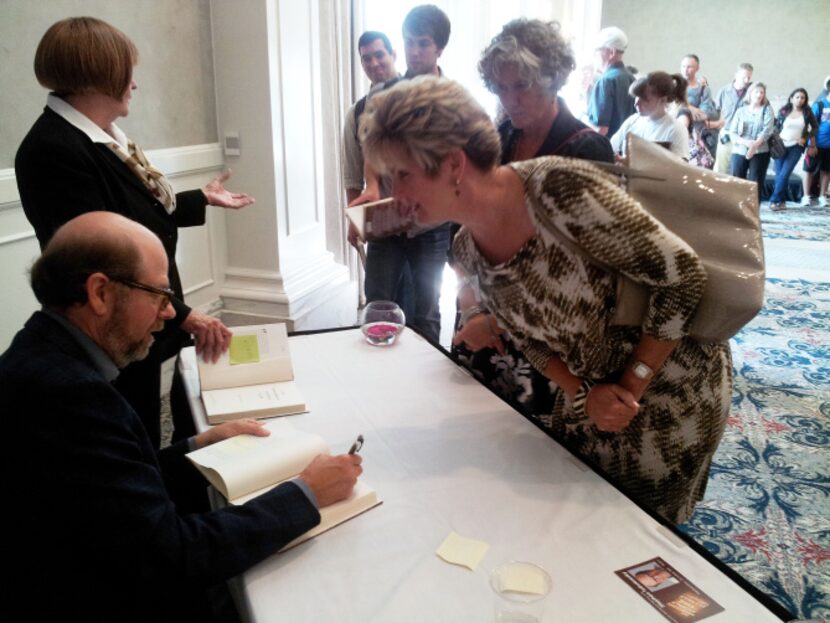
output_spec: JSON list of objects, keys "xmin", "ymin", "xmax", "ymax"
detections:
[{"xmin": 587, "ymin": 26, "xmax": 635, "ymax": 137}]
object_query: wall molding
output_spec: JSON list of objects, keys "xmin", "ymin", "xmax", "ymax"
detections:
[
  {"xmin": 0, "ymin": 142, "xmax": 223, "ymax": 214},
  {"xmin": 220, "ymin": 254, "xmax": 356, "ymax": 330}
]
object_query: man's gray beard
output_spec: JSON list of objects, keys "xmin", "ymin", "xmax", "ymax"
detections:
[{"xmin": 102, "ymin": 297, "xmax": 154, "ymax": 368}]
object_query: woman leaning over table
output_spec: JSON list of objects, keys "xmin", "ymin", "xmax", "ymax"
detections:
[
  {"xmin": 728, "ymin": 82, "xmax": 774, "ymax": 200},
  {"xmin": 768, "ymin": 88, "xmax": 819, "ymax": 211},
  {"xmin": 15, "ymin": 17, "xmax": 255, "ymax": 449},
  {"xmin": 452, "ymin": 18, "xmax": 613, "ymax": 422},
  {"xmin": 359, "ymin": 76, "xmax": 731, "ymax": 524}
]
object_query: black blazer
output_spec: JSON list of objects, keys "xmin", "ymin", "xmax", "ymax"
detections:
[
  {"xmin": 15, "ymin": 107, "xmax": 207, "ymax": 347},
  {"xmin": 0, "ymin": 312, "xmax": 320, "ymax": 621}
]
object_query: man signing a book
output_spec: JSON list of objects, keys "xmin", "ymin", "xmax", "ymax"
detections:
[{"xmin": 0, "ymin": 212, "xmax": 363, "ymax": 623}]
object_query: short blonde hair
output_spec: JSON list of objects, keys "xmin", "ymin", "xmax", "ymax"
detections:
[
  {"xmin": 35, "ymin": 17, "xmax": 138, "ymax": 99},
  {"xmin": 359, "ymin": 75, "xmax": 500, "ymax": 176}
]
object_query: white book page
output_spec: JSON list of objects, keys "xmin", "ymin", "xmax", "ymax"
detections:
[
  {"xmin": 278, "ymin": 481, "xmax": 380, "ymax": 550},
  {"xmin": 187, "ymin": 420, "xmax": 329, "ymax": 500},
  {"xmin": 199, "ymin": 323, "xmax": 294, "ymax": 391},
  {"xmin": 202, "ymin": 381, "xmax": 306, "ymax": 419}
]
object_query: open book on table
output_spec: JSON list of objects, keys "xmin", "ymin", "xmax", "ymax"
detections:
[
  {"xmin": 197, "ymin": 323, "xmax": 307, "ymax": 424},
  {"xmin": 187, "ymin": 420, "xmax": 381, "ymax": 550},
  {"xmin": 345, "ymin": 197, "xmax": 414, "ymax": 241}
]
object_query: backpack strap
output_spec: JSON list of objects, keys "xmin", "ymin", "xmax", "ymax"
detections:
[
  {"xmin": 353, "ymin": 94, "xmax": 368, "ymax": 142},
  {"xmin": 353, "ymin": 76, "xmax": 403, "ymax": 142}
]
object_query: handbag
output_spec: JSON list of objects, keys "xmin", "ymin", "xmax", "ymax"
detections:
[
  {"xmin": 768, "ymin": 131, "xmax": 786, "ymax": 159},
  {"xmin": 539, "ymin": 134, "xmax": 765, "ymax": 343}
]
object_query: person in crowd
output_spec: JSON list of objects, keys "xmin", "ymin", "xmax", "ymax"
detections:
[
  {"xmin": 341, "ymin": 30, "xmax": 414, "ymax": 316},
  {"xmin": 677, "ymin": 54, "xmax": 717, "ymax": 128},
  {"xmin": 15, "ymin": 17, "xmax": 254, "ymax": 449},
  {"xmin": 768, "ymin": 88, "xmax": 819, "ymax": 211},
  {"xmin": 343, "ymin": 31, "xmax": 400, "ymax": 208},
  {"xmin": 587, "ymin": 26, "xmax": 636, "ymax": 137},
  {"xmin": 452, "ymin": 18, "xmax": 613, "ymax": 417},
  {"xmin": 349, "ymin": 4, "xmax": 453, "ymax": 343},
  {"xmin": 1, "ymin": 212, "xmax": 362, "ymax": 622},
  {"xmin": 711, "ymin": 63, "xmax": 754, "ymax": 174},
  {"xmin": 610, "ymin": 72, "xmax": 690, "ymax": 160},
  {"xmin": 359, "ymin": 76, "xmax": 731, "ymax": 524},
  {"xmin": 677, "ymin": 54, "xmax": 717, "ymax": 168},
  {"xmin": 728, "ymin": 82, "xmax": 774, "ymax": 200},
  {"xmin": 803, "ymin": 77, "xmax": 830, "ymax": 207}
]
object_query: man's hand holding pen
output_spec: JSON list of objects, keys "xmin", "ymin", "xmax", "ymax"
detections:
[{"xmin": 298, "ymin": 435, "xmax": 364, "ymax": 508}]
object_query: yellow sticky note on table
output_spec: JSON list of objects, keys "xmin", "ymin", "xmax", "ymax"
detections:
[
  {"xmin": 500, "ymin": 566, "xmax": 546, "ymax": 595},
  {"xmin": 436, "ymin": 531, "xmax": 490, "ymax": 571},
  {"xmin": 229, "ymin": 335, "xmax": 260, "ymax": 365}
]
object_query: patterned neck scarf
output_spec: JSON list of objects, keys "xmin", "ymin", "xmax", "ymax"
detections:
[
  {"xmin": 45, "ymin": 95, "xmax": 178, "ymax": 214},
  {"xmin": 106, "ymin": 139, "xmax": 177, "ymax": 214}
]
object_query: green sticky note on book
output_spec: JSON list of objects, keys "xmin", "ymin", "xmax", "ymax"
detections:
[{"xmin": 229, "ymin": 335, "xmax": 260, "ymax": 365}]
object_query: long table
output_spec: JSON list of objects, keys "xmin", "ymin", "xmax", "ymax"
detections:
[{"xmin": 180, "ymin": 328, "xmax": 788, "ymax": 622}]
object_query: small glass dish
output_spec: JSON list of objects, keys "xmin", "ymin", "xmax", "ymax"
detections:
[{"xmin": 360, "ymin": 301, "xmax": 405, "ymax": 346}]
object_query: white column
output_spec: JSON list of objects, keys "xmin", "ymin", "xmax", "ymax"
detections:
[{"xmin": 210, "ymin": 0, "xmax": 357, "ymax": 330}]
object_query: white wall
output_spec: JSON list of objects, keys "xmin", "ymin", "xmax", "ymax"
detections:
[
  {"xmin": 0, "ymin": 0, "xmax": 217, "ymax": 168},
  {"xmin": 601, "ymin": 0, "xmax": 830, "ymax": 101}
]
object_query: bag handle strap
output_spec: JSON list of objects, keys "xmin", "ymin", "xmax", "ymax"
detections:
[
  {"xmin": 522, "ymin": 160, "xmax": 618, "ymax": 276},
  {"xmin": 525, "ymin": 159, "xmax": 664, "ymax": 279}
]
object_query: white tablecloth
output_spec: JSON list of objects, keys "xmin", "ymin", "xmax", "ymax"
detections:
[{"xmin": 180, "ymin": 328, "xmax": 783, "ymax": 623}]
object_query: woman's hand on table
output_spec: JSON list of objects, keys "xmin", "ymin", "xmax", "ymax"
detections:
[
  {"xmin": 453, "ymin": 313, "xmax": 505, "ymax": 354},
  {"xmin": 194, "ymin": 418, "xmax": 270, "ymax": 449},
  {"xmin": 203, "ymin": 170, "xmax": 256, "ymax": 209},
  {"xmin": 182, "ymin": 309, "xmax": 232, "ymax": 363},
  {"xmin": 584, "ymin": 383, "xmax": 640, "ymax": 432}
]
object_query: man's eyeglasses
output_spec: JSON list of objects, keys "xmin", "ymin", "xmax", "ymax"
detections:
[{"xmin": 110, "ymin": 276, "xmax": 175, "ymax": 310}]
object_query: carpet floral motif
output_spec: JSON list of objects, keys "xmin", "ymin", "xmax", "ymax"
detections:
[
  {"xmin": 761, "ymin": 205, "xmax": 829, "ymax": 242},
  {"xmin": 680, "ymin": 276, "xmax": 830, "ymax": 620}
]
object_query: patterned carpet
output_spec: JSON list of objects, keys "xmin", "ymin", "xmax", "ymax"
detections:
[{"xmin": 679, "ymin": 203, "xmax": 830, "ymax": 621}]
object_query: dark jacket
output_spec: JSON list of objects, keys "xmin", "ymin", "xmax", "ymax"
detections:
[
  {"xmin": 0, "ymin": 312, "xmax": 320, "ymax": 622},
  {"xmin": 15, "ymin": 106, "xmax": 210, "ymax": 444},
  {"xmin": 15, "ymin": 107, "xmax": 206, "ymax": 336},
  {"xmin": 498, "ymin": 98, "xmax": 615, "ymax": 165}
]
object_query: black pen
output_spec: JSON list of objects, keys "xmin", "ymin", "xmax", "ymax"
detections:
[{"xmin": 348, "ymin": 434, "xmax": 364, "ymax": 455}]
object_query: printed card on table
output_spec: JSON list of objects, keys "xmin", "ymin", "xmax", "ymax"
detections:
[{"xmin": 615, "ymin": 557, "xmax": 724, "ymax": 622}]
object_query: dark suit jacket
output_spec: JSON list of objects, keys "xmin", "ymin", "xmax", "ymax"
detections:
[
  {"xmin": 15, "ymin": 106, "xmax": 209, "ymax": 443},
  {"xmin": 15, "ymin": 107, "xmax": 206, "ymax": 342},
  {"xmin": 0, "ymin": 312, "xmax": 321, "ymax": 622}
]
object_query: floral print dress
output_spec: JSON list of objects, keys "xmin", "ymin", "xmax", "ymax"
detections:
[{"xmin": 453, "ymin": 157, "xmax": 732, "ymax": 524}]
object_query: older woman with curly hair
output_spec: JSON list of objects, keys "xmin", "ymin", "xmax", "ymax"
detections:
[
  {"xmin": 360, "ymin": 76, "xmax": 731, "ymax": 524},
  {"xmin": 452, "ymin": 19, "xmax": 613, "ymax": 421}
]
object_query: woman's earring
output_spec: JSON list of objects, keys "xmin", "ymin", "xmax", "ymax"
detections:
[{"xmin": 454, "ymin": 178, "xmax": 461, "ymax": 197}]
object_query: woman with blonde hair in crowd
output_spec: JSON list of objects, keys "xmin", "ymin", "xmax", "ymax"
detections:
[
  {"xmin": 610, "ymin": 71, "xmax": 690, "ymax": 160},
  {"xmin": 360, "ymin": 75, "xmax": 731, "ymax": 523},
  {"xmin": 728, "ymin": 82, "xmax": 774, "ymax": 200}
]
